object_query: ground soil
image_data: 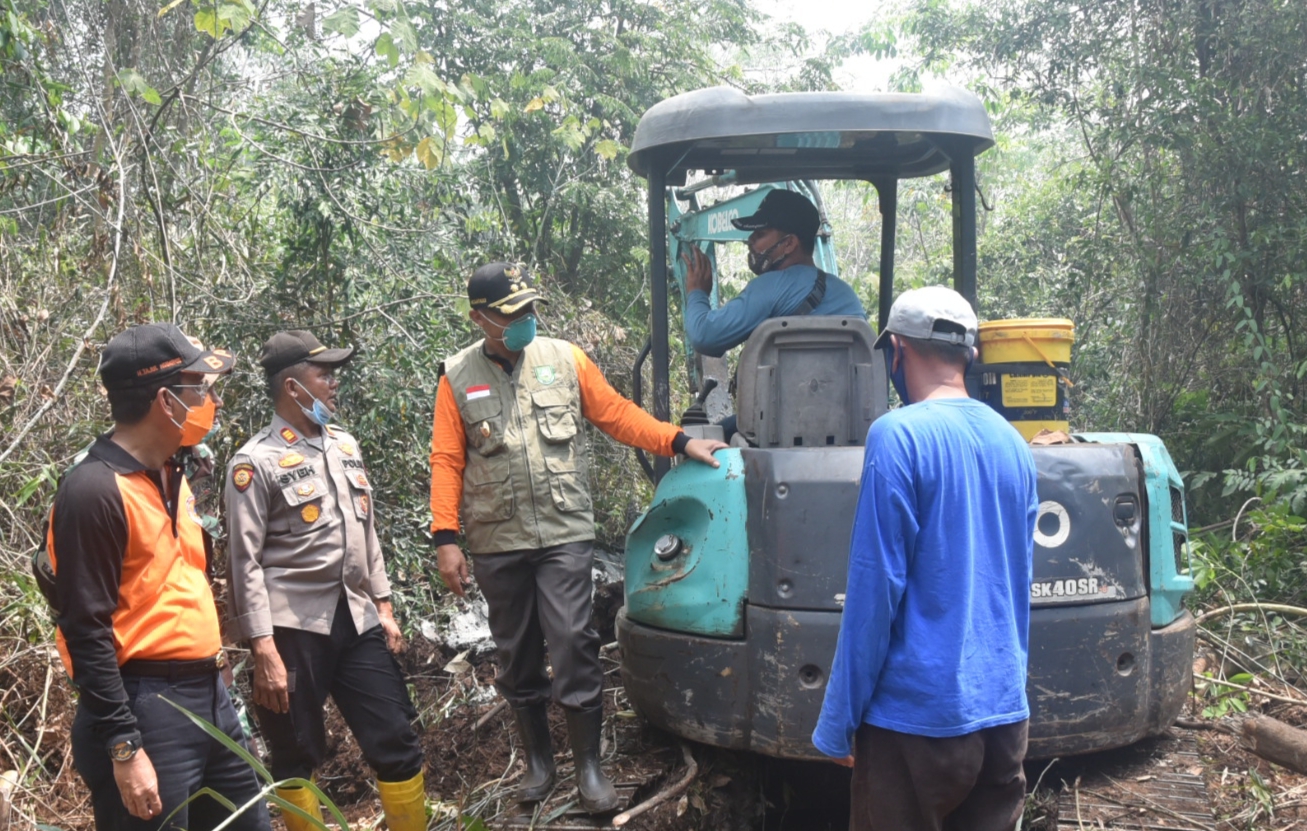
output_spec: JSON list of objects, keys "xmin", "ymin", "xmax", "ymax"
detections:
[{"xmin": 7, "ymin": 592, "xmax": 1307, "ymax": 830}]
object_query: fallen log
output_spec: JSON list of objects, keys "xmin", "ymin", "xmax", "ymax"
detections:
[{"xmin": 1238, "ymin": 715, "xmax": 1307, "ymax": 774}]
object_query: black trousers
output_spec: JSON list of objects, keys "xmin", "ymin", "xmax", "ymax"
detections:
[
  {"xmin": 252, "ymin": 596, "xmax": 423, "ymax": 782},
  {"xmin": 72, "ymin": 672, "xmax": 271, "ymax": 831},
  {"xmin": 472, "ymin": 541, "xmax": 603, "ymax": 711},
  {"xmin": 850, "ymin": 720, "xmax": 1029, "ymax": 831}
]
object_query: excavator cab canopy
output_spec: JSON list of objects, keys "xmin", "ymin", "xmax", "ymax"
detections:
[{"xmin": 628, "ymin": 86, "xmax": 994, "ymax": 478}]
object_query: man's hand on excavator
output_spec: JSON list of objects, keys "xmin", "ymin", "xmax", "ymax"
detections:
[
  {"xmin": 683, "ymin": 438, "xmax": 729, "ymax": 468},
  {"xmin": 683, "ymin": 246, "xmax": 714, "ymax": 295}
]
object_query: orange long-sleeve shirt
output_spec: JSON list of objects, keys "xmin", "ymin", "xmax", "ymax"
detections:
[{"xmin": 429, "ymin": 343, "xmax": 682, "ymax": 535}]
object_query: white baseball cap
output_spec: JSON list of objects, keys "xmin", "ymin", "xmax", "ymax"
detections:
[{"xmin": 873, "ymin": 285, "xmax": 978, "ymax": 349}]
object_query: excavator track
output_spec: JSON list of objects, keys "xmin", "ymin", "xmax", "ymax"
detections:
[{"xmin": 1053, "ymin": 732, "xmax": 1214, "ymax": 830}]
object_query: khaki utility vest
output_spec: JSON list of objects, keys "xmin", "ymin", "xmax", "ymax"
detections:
[{"xmin": 443, "ymin": 337, "xmax": 594, "ymax": 554}]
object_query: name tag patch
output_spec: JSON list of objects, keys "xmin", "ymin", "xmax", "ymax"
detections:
[
  {"xmin": 277, "ymin": 466, "xmax": 316, "ymax": 486},
  {"xmin": 466, "ymin": 384, "xmax": 491, "ymax": 401}
]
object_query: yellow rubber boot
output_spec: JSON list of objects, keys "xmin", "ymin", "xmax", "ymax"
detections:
[
  {"xmin": 377, "ymin": 771, "xmax": 427, "ymax": 831},
  {"xmin": 274, "ymin": 784, "xmax": 324, "ymax": 831}
]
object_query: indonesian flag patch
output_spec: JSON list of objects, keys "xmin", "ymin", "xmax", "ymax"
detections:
[{"xmin": 466, "ymin": 384, "xmax": 491, "ymax": 401}]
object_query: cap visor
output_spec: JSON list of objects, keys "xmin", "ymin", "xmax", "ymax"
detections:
[
  {"xmin": 872, "ymin": 329, "xmax": 893, "ymax": 350},
  {"xmin": 731, "ymin": 213, "xmax": 769, "ymax": 231},
  {"xmin": 182, "ymin": 348, "xmax": 236, "ymax": 375},
  {"xmin": 306, "ymin": 346, "xmax": 356, "ymax": 366},
  {"xmin": 491, "ymin": 289, "xmax": 546, "ymax": 315}
]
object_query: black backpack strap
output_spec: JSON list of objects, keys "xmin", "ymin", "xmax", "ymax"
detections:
[{"xmin": 789, "ymin": 270, "xmax": 828, "ymax": 316}]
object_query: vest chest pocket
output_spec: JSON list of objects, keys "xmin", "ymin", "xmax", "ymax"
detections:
[
  {"xmin": 532, "ymin": 387, "xmax": 578, "ymax": 444},
  {"xmin": 462, "ymin": 395, "xmax": 507, "ymax": 456},
  {"xmin": 280, "ymin": 476, "xmax": 329, "ymax": 534}
]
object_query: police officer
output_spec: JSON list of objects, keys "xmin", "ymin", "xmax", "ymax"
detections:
[
  {"xmin": 225, "ymin": 331, "xmax": 425, "ymax": 831},
  {"xmin": 49, "ymin": 323, "xmax": 270, "ymax": 830},
  {"xmin": 429, "ymin": 264, "xmax": 727, "ymax": 813}
]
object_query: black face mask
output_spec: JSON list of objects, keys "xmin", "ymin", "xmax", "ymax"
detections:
[{"xmin": 746, "ymin": 234, "xmax": 793, "ymax": 275}]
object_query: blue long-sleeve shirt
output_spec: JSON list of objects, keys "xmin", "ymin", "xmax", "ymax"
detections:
[
  {"xmin": 812, "ymin": 397, "xmax": 1038, "ymax": 757},
  {"xmin": 685, "ymin": 264, "xmax": 866, "ymax": 357}
]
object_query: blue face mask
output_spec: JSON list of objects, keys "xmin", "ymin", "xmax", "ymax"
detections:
[
  {"xmin": 884, "ymin": 341, "xmax": 912, "ymax": 406},
  {"xmin": 291, "ymin": 378, "xmax": 334, "ymax": 426},
  {"xmin": 487, "ymin": 313, "xmax": 538, "ymax": 352}
]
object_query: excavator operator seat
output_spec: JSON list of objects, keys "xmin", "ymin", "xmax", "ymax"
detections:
[{"xmin": 733, "ymin": 316, "xmax": 887, "ymax": 448}]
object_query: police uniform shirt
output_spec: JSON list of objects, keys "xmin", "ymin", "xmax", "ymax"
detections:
[{"xmin": 225, "ymin": 414, "xmax": 389, "ymax": 639}]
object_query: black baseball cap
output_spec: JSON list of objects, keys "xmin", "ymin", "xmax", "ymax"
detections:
[
  {"xmin": 731, "ymin": 189, "xmax": 821, "ymax": 242},
  {"xmin": 99, "ymin": 323, "xmax": 235, "ymax": 390},
  {"xmin": 468, "ymin": 262, "xmax": 549, "ymax": 315},
  {"xmin": 260, "ymin": 330, "xmax": 355, "ymax": 377}
]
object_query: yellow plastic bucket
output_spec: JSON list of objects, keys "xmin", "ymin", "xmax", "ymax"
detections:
[
  {"xmin": 976, "ymin": 319, "xmax": 1075, "ymax": 442},
  {"xmin": 977, "ymin": 318, "xmax": 1074, "ymax": 367}
]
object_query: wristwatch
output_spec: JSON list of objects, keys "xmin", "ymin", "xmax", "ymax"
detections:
[{"xmin": 109, "ymin": 736, "xmax": 141, "ymax": 762}]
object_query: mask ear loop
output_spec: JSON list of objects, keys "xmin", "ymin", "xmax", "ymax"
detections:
[
  {"xmin": 163, "ymin": 388, "xmax": 191, "ymax": 430},
  {"xmin": 475, "ymin": 310, "xmax": 509, "ymax": 340}
]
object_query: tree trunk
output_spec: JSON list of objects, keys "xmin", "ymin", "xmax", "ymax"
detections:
[{"xmin": 1238, "ymin": 715, "xmax": 1307, "ymax": 774}]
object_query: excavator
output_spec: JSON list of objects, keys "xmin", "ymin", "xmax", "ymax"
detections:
[{"xmin": 616, "ymin": 86, "xmax": 1195, "ymax": 760}]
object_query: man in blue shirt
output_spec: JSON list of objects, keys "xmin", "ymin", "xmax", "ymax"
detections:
[
  {"xmin": 682, "ymin": 189, "xmax": 865, "ymax": 357},
  {"xmin": 813, "ymin": 286, "xmax": 1038, "ymax": 831}
]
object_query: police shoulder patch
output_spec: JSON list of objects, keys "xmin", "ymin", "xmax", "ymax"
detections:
[{"xmin": 231, "ymin": 463, "xmax": 255, "ymax": 492}]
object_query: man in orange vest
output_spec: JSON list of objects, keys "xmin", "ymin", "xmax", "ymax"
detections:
[{"xmin": 48, "ymin": 323, "xmax": 270, "ymax": 830}]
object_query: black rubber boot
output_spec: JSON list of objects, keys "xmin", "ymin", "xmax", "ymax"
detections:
[
  {"xmin": 565, "ymin": 705, "xmax": 619, "ymax": 814},
  {"xmin": 512, "ymin": 702, "xmax": 557, "ymax": 801}
]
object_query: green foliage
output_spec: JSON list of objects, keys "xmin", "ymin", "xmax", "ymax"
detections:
[
  {"xmin": 0, "ymin": 0, "xmax": 780, "ymax": 665},
  {"xmin": 898, "ymin": 0, "xmax": 1307, "ymax": 526},
  {"xmin": 1198, "ymin": 672, "xmax": 1251, "ymax": 719},
  {"xmin": 1191, "ymin": 504, "xmax": 1307, "ymax": 608}
]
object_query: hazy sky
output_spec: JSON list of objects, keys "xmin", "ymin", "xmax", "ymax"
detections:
[{"xmin": 755, "ymin": 0, "xmax": 902, "ymax": 90}]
